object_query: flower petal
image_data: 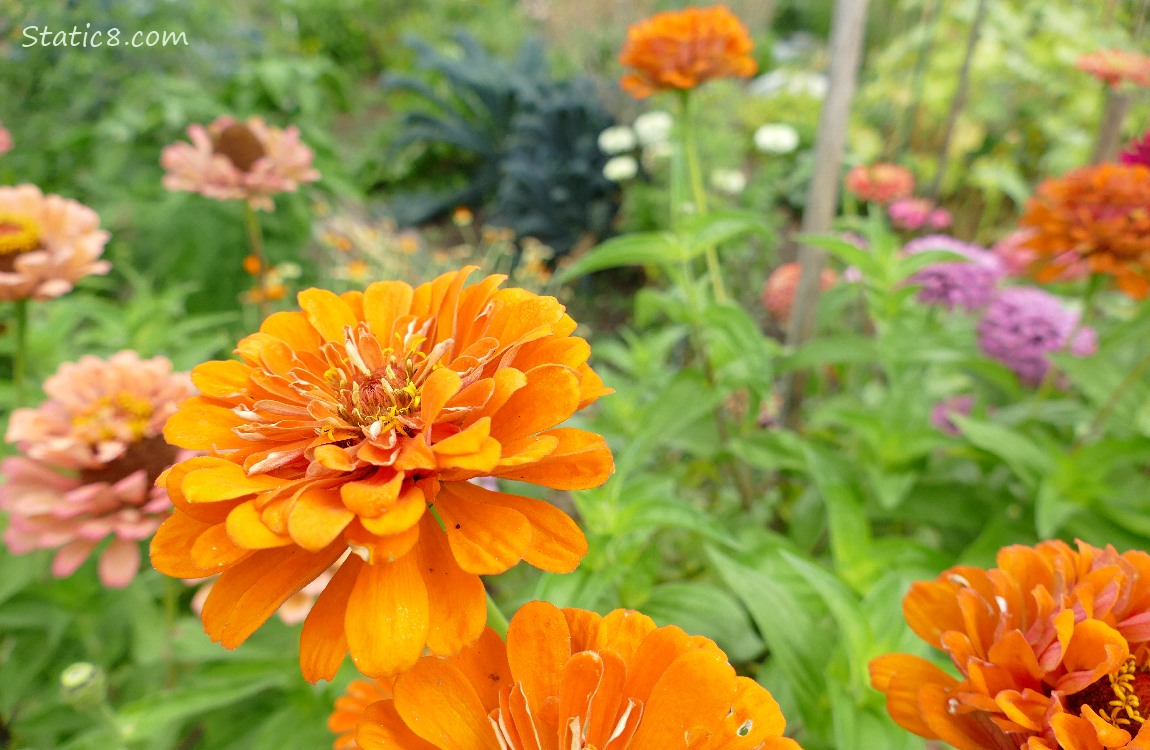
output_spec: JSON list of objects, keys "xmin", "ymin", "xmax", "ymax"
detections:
[
  {"xmin": 435, "ymin": 481, "xmax": 532, "ymax": 575},
  {"xmin": 301, "ymin": 554, "xmax": 362, "ymax": 684},
  {"xmin": 346, "ymin": 552, "xmax": 430, "ymax": 677}
]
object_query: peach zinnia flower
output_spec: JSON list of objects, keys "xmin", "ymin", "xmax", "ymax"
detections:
[
  {"xmin": 0, "ymin": 352, "xmax": 195, "ymax": 587},
  {"xmin": 1019, "ymin": 163, "xmax": 1150, "ymax": 299},
  {"xmin": 355, "ymin": 601, "xmax": 802, "ymax": 750},
  {"xmin": 871, "ymin": 540, "xmax": 1150, "ymax": 750},
  {"xmin": 0, "ymin": 185, "xmax": 111, "ymax": 301},
  {"xmin": 151, "ymin": 267, "xmax": 614, "ymax": 681},
  {"xmin": 761, "ymin": 262, "xmax": 836, "ymax": 324},
  {"xmin": 161, "ymin": 116, "xmax": 320, "ymax": 211},
  {"xmin": 1076, "ymin": 49, "xmax": 1150, "ymax": 89},
  {"xmin": 845, "ymin": 163, "xmax": 915, "ymax": 205},
  {"xmin": 619, "ymin": 5, "xmax": 758, "ymax": 99}
]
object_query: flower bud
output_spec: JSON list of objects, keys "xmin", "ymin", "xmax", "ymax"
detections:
[{"xmin": 60, "ymin": 662, "xmax": 107, "ymax": 708}]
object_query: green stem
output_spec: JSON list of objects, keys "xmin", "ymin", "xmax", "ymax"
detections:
[
  {"xmin": 243, "ymin": 203, "xmax": 271, "ymax": 321},
  {"xmin": 485, "ymin": 590, "xmax": 509, "ymax": 639},
  {"xmin": 12, "ymin": 298, "xmax": 28, "ymax": 409},
  {"xmin": 1074, "ymin": 347, "xmax": 1150, "ymax": 450},
  {"xmin": 678, "ymin": 92, "xmax": 727, "ymax": 304}
]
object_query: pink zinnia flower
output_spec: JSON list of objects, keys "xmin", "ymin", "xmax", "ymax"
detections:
[
  {"xmin": 0, "ymin": 123, "xmax": 12, "ymax": 156},
  {"xmin": 1121, "ymin": 129, "xmax": 1150, "ymax": 168},
  {"xmin": 761, "ymin": 262, "xmax": 837, "ymax": 323},
  {"xmin": 992, "ymin": 229, "xmax": 1090, "ymax": 282},
  {"xmin": 845, "ymin": 163, "xmax": 915, "ymax": 205},
  {"xmin": 888, "ymin": 198, "xmax": 952, "ymax": 231},
  {"xmin": 1076, "ymin": 49, "xmax": 1150, "ymax": 89},
  {"xmin": 0, "ymin": 352, "xmax": 197, "ymax": 587},
  {"xmin": 977, "ymin": 287, "xmax": 1097, "ymax": 386},
  {"xmin": 0, "ymin": 185, "xmax": 110, "ymax": 301},
  {"xmin": 161, "ymin": 116, "xmax": 320, "ymax": 212}
]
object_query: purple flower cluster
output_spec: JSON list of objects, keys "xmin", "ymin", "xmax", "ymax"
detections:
[
  {"xmin": 903, "ymin": 235, "xmax": 1004, "ymax": 312},
  {"xmin": 976, "ymin": 287, "xmax": 1097, "ymax": 385}
]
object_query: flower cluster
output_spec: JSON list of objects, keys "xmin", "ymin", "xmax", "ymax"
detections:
[
  {"xmin": 903, "ymin": 235, "xmax": 1003, "ymax": 312},
  {"xmin": 1, "ymin": 352, "xmax": 196, "ymax": 587},
  {"xmin": 349, "ymin": 601, "xmax": 803, "ymax": 750},
  {"xmin": 976, "ymin": 287, "xmax": 1096, "ymax": 385},
  {"xmin": 0, "ymin": 185, "xmax": 111, "ymax": 301},
  {"xmin": 888, "ymin": 198, "xmax": 952, "ymax": 232},
  {"xmin": 150, "ymin": 268, "xmax": 615, "ymax": 681},
  {"xmin": 872, "ymin": 540, "xmax": 1150, "ymax": 750},
  {"xmin": 1019, "ymin": 163, "xmax": 1150, "ymax": 299},
  {"xmin": 845, "ymin": 163, "xmax": 914, "ymax": 205},
  {"xmin": 161, "ymin": 116, "xmax": 319, "ymax": 211},
  {"xmin": 618, "ymin": 5, "xmax": 757, "ymax": 99}
]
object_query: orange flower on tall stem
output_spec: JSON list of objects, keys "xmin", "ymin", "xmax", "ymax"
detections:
[
  {"xmin": 150, "ymin": 267, "xmax": 614, "ymax": 681},
  {"xmin": 870, "ymin": 540, "xmax": 1150, "ymax": 750},
  {"xmin": 353, "ymin": 601, "xmax": 803, "ymax": 750},
  {"xmin": 1019, "ymin": 163, "xmax": 1150, "ymax": 299},
  {"xmin": 618, "ymin": 5, "xmax": 758, "ymax": 99}
]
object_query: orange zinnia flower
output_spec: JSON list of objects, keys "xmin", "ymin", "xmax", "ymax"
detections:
[
  {"xmin": 354, "ymin": 600, "xmax": 803, "ymax": 750},
  {"xmin": 330, "ymin": 677, "xmax": 393, "ymax": 750},
  {"xmin": 618, "ymin": 6, "xmax": 758, "ymax": 99},
  {"xmin": 1076, "ymin": 49, "xmax": 1150, "ymax": 89},
  {"xmin": 870, "ymin": 540, "xmax": 1150, "ymax": 750},
  {"xmin": 150, "ymin": 267, "xmax": 614, "ymax": 681},
  {"xmin": 1019, "ymin": 163, "xmax": 1150, "ymax": 299}
]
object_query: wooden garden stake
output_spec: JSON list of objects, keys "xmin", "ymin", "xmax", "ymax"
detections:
[{"xmin": 780, "ymin": 0, "xmax": 871, "ymax": 427}]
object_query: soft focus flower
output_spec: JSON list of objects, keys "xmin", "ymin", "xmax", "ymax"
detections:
[
  {"xmin": 151, "ymin": 268, "xmax": 614, "ymax": 681},
  {"xmin": 845, "ymin": 163, "xmax": 915, "ymax": 205},
  {"xmin": 1121, "ymin": 129, "xmax": 1150, "ymax": 168},
  {"xmin": 161, "ymin": 116, "xmax": 320, "ymax": 212},
  {"xmin": 748, "ymin": 70, "xmax": 829, "ymax": 99},
  {"xmin": 871, "ymin": 540, "xmax": 1150, "ymax": 750},
  {"xmin": 888, "ymin": 198, "xmax": 952, "ymax": 232},
  {"xmin": 710, "ymin": 167, "xmax": 747, "ymax": 195},
  {"xmin": 0, "ymin": 123, "xmax": 12, "ymax": 156},
  {"xmin": 330, "ymin": 677, "xmax": 393, "ymax": 750},
  {"xmin": 1019, "ymin": 163, "xmax": 1150, "ymax": 298},
  {"xmin": 929, "ymin": 395, "xmax": 973, "ymax": 436},
  {"xmin": 761, "ymin": 262, "xmax": 837, "ymax": 324},
  {"xmin": 754, "ymin": 123, "xmax": 800, "ymax": 154},
  {"xmin": 603, "ymin": 155, "xmax": 639, "ymax": 182},
  {"xmin": 356, "ymin": 601, "xmax": 803, "ymax": 750},
  {"xmin": 633, "ymin": 110, "xmax": 674, "ymax": 146},
  {"xmin": 1076, "ymin": 49, "xmax": 1150, "ymax": 88},
  {"xmin": 977, "ymin": 286, "xmax": 1097, "ymax": 385},
  {"xmin": 1, "ymin": 352, "xmax": 195, "ymax": 587},
  {"xmin": 993, "ymin": 230, "xmax": 1090, "ymax": 282},
  {"xmin": 597, "ymin": 125, "xmax": 638, "ymax": 155},
  {"xmin": 619, "ymin": 5, "xmax": 757, "ymax": 99},
  {"xmin": 451, "ymin": 206, "xmax": 473, "ymax": 227},
  {"xmin": 0, "ymin": 185, "xmax": 111, "ymax": 301},
  {"xmin": 903, "ymin": 235, "xmax": 1004, "ymax": 312}
]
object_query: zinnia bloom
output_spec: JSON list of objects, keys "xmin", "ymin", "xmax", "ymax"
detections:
[
  {"xmin": 330, "ymin": 677, "xmax": 393, "ymax": 750},
  {"xmin": 903, "ymin": 235, "xmax": 1004, "ymax": 312},
  {"xmin": 761, "ymin": 262, "xmax": 837, "ymax": 324},
  {"xmin": 619, "ymin": 6, "xmax": 757, "ymax": 99},
  {"xmin": 1019, "ymin": 163, "xmax": 1150, "ymax": 298},
  {"xmin": 977, "ymin": 286, "xmax": 1096, "ymax": 386},
  {"xmin": 355, "ymin": 601, "xmax": 803, "ymax": 750},
  {"xmin": 845, "ymin": 163, "xmax": 915, "ymax": 205},
  {"xmin": 161, "ymin": 116, "xmax": 320, "ymax": 211},
  {"xmin": 0, "ymin": 352, "xmax": 195, "ymax": 587},
  {"xmin": 1120, "ymin": 130, "xmax": 1150, "ymax": 168},
  {"xmin": 888, "ymin": 198, "xmax": 952, "ymax": 232},
  {"xmin": 1076, "ymin": 49, "xmax": 1150, "ymax": 88},
  {"xmin": 151, "ymin": 268, "xmax": 614, "ymax": 681},
  {"xmin": 871, "ymin": 540, "xmax": 1150, "ymax": 750},
  {"xmin": 0, "ymin": 185, "xmax": 111, "ymax": 301}
]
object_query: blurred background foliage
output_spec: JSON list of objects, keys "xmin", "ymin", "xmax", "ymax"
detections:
[{"xmin": 1, "ymin": 0, "xmax": 1148, "ymax": 747}]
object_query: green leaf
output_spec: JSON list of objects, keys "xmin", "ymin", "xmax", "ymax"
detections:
[
  {"xmin": 617, "ymin": 497, "xmax": 737, "ymax": 547},
  {"xmin": 951, "ymin": 415, "xmax": 1054, "ymax": 489},
  {"xmin": 796, "ymin": 234, "xmax": 882, "ymax": 279},
  {"xmin": 556, "ymin": 232, "xmax": 684, "ymax": 281},
  {"xmin": 801, "ymin": 445, "xmax": 873, "ymax": 591},
  {"xmin": 681, "ymin": 210, "xmax": 773, "ymax": 254},
  {"xmin": 641, "ymin": 581, "xmax": 765, "ymax": 663}
]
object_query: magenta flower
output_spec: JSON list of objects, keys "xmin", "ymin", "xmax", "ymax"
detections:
[
  {"xmin": 977, "ymin": 287, "xmax": 1097, "ymax": 386},
  {"xmin": 0, "ymin": 352, "xmax": 197, "ymax": 587},
  {"xmin": 0, "ymin": 123, "xmax": 12, "ymax": 156},
  {"xmin": 161, "ymin": 116, "xmax": 320, "ymax": 211},
  {"xmin": 903, "ymin": 234, "xmax": 1004, "ymax": 311},
  {"xmin": 930, "ymin": 395, "xmax": 973, "ymax": 436},
  {"xmin": 1120, "ymin": 129, "xmax": 1150, "ymax": 168},
  {"xmin": 888, "ymin": 198, "xmax": 952, "ymax": 232}
]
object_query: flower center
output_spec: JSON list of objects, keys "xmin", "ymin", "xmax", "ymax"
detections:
[
  {"xmin": 213, "ymin": 122, "xmax": 266, "ymax": 172},
  {"xmin": 0, "ymin": 213, "xmax": 41, "ymax": 264},
  {"xmin": 73, "ymin": 392, "xmax": 156, "ymax": 444},
  {"xmin": 327, "ymin": 347, "xmax": 429, "ymax": 436},
  {"xmin": 79, "ymin": 435, "xmax": 180, "ymax": 490},
  {"xmin": 1068, "ymin": 658, "xmax": 1150, "ymax": 730}
]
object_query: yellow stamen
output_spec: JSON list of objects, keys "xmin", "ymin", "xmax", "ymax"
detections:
[{"xmin": 0, "ymin": 213, "xmax": 41, "ymax": 255}]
